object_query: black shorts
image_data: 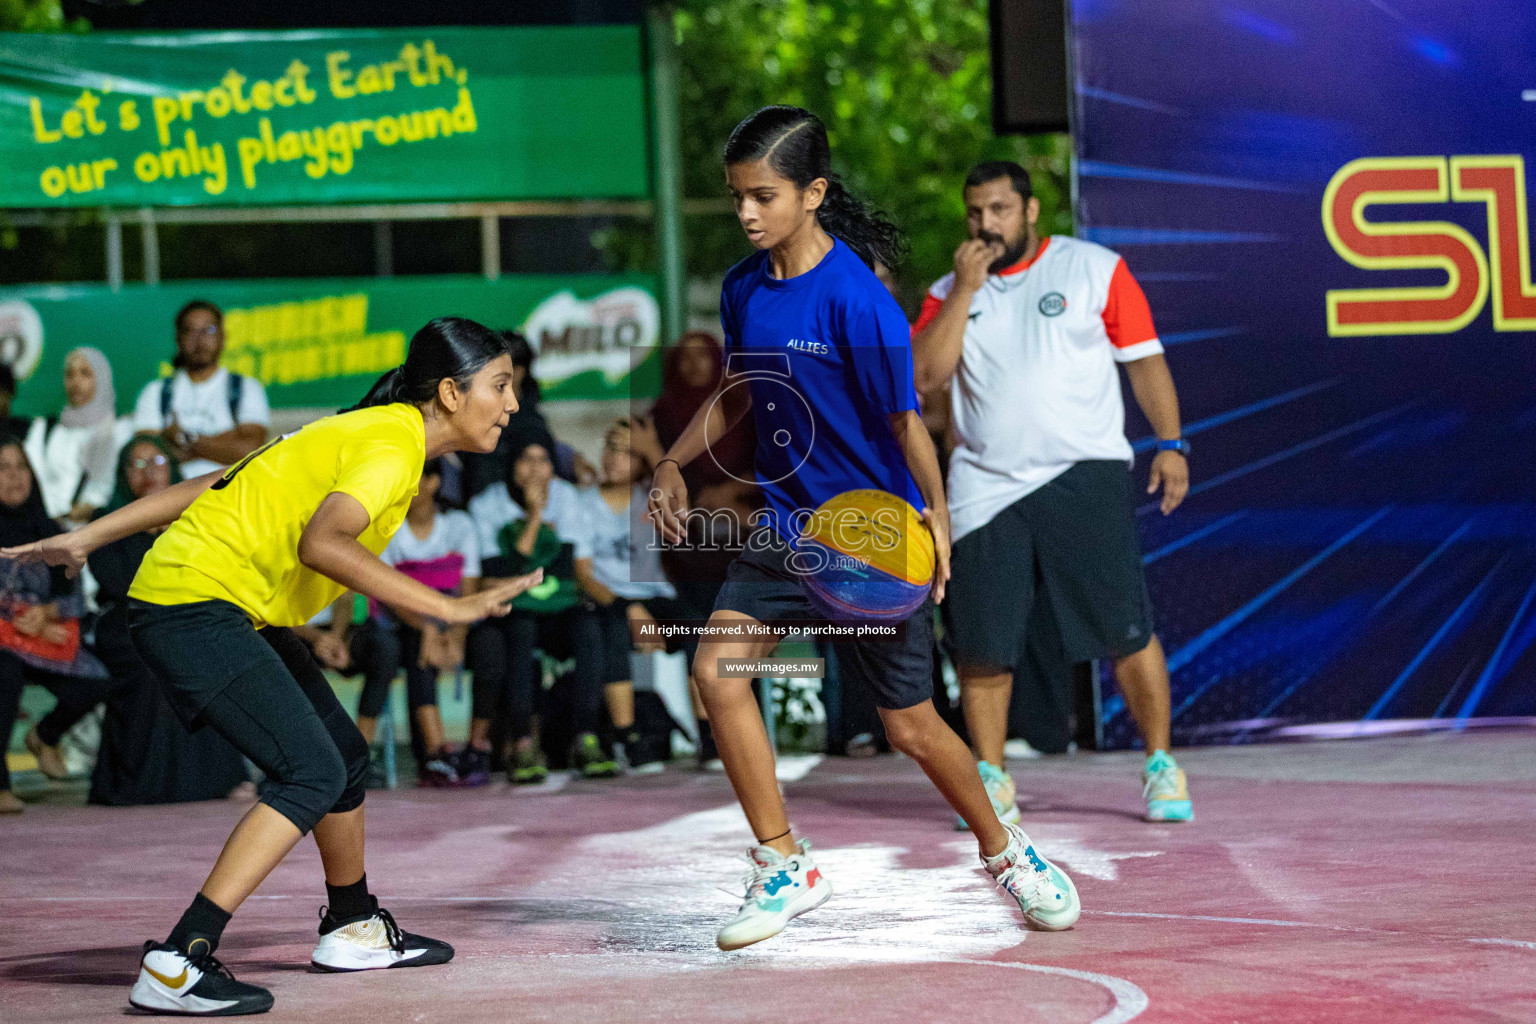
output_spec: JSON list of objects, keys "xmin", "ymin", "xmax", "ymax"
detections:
[
  {"xmin": 128, "ymin": 599, "xmax": 368, "ymax": 833},
  {"xmin": 944, "ymin": 460, "xmax": 1155, "ymax": 671},
  {"xmin": 593, "ymin": 596, "xmax": 689, "ymax": 685},
  {"xmin": 712, "ymin": 532, "xmax": 934, "ymax": 711}
]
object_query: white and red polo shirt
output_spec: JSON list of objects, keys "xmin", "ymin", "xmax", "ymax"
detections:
[{"xmin": 913, "ymin": 235, "xmax": 1162, "ymax": 543}]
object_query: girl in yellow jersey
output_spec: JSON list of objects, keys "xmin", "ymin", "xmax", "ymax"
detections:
[{"xmin": 2, "ymin": 317, "xmax": 543, "ymax": 1017}]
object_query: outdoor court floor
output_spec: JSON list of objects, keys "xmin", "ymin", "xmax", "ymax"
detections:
[{"xmin": 3, "ymin": 729, "xmax": 1535, "ymax": 1023}]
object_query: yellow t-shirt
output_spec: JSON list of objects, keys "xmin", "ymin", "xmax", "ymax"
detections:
[{"xmin": 130, "ymin": 403, "xmax": 425, "ymax": 629}]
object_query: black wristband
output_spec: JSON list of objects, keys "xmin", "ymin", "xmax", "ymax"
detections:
[{"xmin": 655, "ymin": 458, "xmax": 681, "ymax": 473}]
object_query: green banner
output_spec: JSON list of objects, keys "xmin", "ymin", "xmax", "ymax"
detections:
[
  {"xmin": 0, "ymin": 274, "xmax": 661, "ymax": 415},
  {"xmin": 0, "ymin": 26, "xmax": 648, "ymax": 207}
]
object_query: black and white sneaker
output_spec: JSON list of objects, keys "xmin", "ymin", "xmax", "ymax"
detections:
[
  {"xmin": 129, "ymin": 941, "xmax": 273, "ymax": 1016},
  {"xmin": 310, "ymin": 898, "xmax": 454, "ymax": 972}
]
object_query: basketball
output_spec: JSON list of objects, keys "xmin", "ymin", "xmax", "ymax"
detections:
[{"xmin": 796, "ymin": 489, "xmax": 935, "ymax": 622}]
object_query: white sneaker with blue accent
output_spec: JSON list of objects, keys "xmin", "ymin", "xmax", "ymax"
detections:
[
  {"xmin": 983, "ymin": 821, "xmax": 1081, "ymax": 931},
  {"xmin": 956, "ymin": 759, "xmax": 1022, "ymax": 830},
  {"xmin": 1143, "ymin": 749, "xmax": 1193, "ymax": 822},
  {"xmin": 715, "ymin": 838, "xmax": 833, "ymax": 951}
]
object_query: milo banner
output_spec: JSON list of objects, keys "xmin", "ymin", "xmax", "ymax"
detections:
[
  {"xmin": 0, "ymin": 274, "xmax": 660, "ymax": 413},
  {"xmin": 0, "ymin": 26, "xmax": 648, "ymax": 206}
]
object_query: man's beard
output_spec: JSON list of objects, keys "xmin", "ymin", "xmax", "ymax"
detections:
[{"xmin": 978, "ymin": 229, "xmax": 1029, "ymax": 274}]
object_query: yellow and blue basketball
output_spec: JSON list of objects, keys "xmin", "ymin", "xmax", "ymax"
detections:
[{"xmin": 796, "ymin": 489, "xmax": 935, "ymax": 622}]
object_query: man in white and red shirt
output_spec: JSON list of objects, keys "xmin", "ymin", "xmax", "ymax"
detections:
[{"xmin": 912, "ymin": 161, "xmax": 1193, "ymax": 826}]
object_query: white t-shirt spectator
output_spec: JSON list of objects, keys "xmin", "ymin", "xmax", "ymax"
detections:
[
  {"xmin": 25, "ymin": 416, "xmax": 133, "ymax": 519},
  {"xmin": 467, "ymin": 478, "xmax": 591, "ymax": 562},
  {"xmin": 572, "ymin": 485, "xmax": 675, "ymax": 601},
  {"xmin": 132, "ymin": 367, "xmax": 271, "ymax": 479},
  {"xmin": 913, "ymin": 235, "xmax": 1163, "ymax": 543}
]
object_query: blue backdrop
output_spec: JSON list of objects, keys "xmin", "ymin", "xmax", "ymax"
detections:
[{"xmin": 1071, "ymin": 0, "xmax": 1536, "ymax": 746}]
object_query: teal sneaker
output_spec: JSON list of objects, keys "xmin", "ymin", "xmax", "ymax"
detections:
[
  {"xmin": 984, "ymin": 821, "xmax": 1080, "ymax": 931},
  {"xmin": 1143, "ymin": 750, "xmax": 1193, "ymax": 822},
  {"xmin": 716, "ymin": 839, "xmax": 832, "ymax": 950},
  {"xmin": 955, "ymin": 759, "xmax": 1022, "ymax": 830}
]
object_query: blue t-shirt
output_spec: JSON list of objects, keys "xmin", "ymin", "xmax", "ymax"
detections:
[{"xmin": 720, "ymin": 237, "xmax": 923, "ymax": 543}]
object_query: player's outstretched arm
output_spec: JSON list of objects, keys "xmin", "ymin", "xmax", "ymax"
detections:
[
  {"xmin": 299, "ymin": 491, "xmax": 542, "ymax": 625},
  {"xmin": 0, "ymin": 469, "xmax": 224, "ymax": 577}
]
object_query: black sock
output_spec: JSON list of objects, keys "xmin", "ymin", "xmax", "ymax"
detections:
[
  {"xmin": 167, "ymin": 893, "xmax": 232, "ymax": 959},
  {"xmin": 325, "ymin": 874, "xmax": 373, "ymax": 922}
]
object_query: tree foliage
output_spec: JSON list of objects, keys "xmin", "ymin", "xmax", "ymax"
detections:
[
  {"xmin": 0, "ymin": 0, "xmax": 81, "ymax": 32},
  {"xmin": 672, "ymin": 0, "xmax": 1071, "ymax": 307}
]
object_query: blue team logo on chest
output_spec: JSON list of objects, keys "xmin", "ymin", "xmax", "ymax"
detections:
[{"xmin": 1038, "ymin": 292, "xmax": 1068, "ymax": 317}]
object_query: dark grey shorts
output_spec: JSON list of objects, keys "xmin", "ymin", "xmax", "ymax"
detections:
[
  {"xmin": 713, "ymin": 532, "xmax": 934, "ymax": 711},
  {"xmin": 944, "ymin": 460, "xmax": 1155, "ymax": 671}
]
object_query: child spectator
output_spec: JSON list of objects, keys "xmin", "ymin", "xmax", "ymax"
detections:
[
  {"xmin": 464, "ymin": 429, "xmax": 608, "ymax": 783},
  {"xmin": 355, "ymin": 460, "xmax": 478, "ymax": 786},
  {"xmin": 573, "ymin": 420, "xmax": 683, "ymax": 771}
]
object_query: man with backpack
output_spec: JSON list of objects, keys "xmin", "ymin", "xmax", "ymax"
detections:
[{"xmin": 132, "ymin": 300, "xmax": 270, "ymax": 479}]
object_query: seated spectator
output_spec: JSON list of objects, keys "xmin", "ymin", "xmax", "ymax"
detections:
[
  {"xmin": 0, "ymin": 439, "xmax": 112, "ymax": 814},
  {"xmin": 573, "ymin": 420, "xmax": 685, "ymax": 772},
  {"xmin": 355, "ymin": 459, "xmax": 477, "ymax": 787},
  {"xmin": 86, "ymin": 437, "xmax": 251, "ymax": 806},
  {"xmin": 24, "ymin": 347, "xmax": 132, "ymax": 525},
  {"xmin": 0, "ymin": 363, "xmax": 30, "ymax": 440},
  {"xmin": 464, "ymin": 430, "xmax": 608, "ymax": 784},
  {"xmin": 461, "ymin": 331, "xmax": 593, "ymax": 500},
  {"xmin": 132, "ymin": 300, "xmax": 270, "ymax": 480},
  {"xmin": 631, "ymin": 331, "xmax": 763, "ymax": 767}
]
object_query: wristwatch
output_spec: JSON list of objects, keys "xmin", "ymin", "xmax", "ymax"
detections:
[{"xmin": 1155, "ymin": 438, "xmax": 1191, "ymax": 456}]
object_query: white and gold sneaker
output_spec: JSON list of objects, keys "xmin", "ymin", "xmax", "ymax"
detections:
[
  {"xmin": 310, "ymin": 899, "xmax": 454, "ymax": 972},
  {"xmin": 128, "ymin": 941, "xmax": 273, "ymax": 1016}
]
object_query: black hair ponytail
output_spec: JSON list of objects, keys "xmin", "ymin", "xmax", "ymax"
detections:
[
  {"xmin": 816, "ymin": 174, "xmax": 908, "ymax": 272},
  {"xmin": 347, "ymin": 316, "xmax": 508, "ymax": 413},
  {"xmin": 723, "ymin": 105, "xmax": 909, "ymax": 271}
]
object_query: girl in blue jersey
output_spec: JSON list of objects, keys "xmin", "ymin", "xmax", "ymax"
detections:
[{"xmin": 649, "ymin": 107, "xmax": 1081, "ymax": 950}]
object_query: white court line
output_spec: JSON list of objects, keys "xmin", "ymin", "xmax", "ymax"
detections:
[
  {"xmin": 1468, "ymin": 937, "xmax": 1536, "ymax": 951},
  {"xmin": 976, "ymin": 961, "xmax": 1148, "ymax": 1024},
  {"xmin": 7, "ymin": 894, "xmax": 1536, "ymax": 959},
  {"xmin": 774, "ymin": 753, "xmax": 822, "ymax": 781}
]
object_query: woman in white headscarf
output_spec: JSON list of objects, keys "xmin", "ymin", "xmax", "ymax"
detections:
[{"xmin": 23, "ymin": 347, "xmax": 133, "ymax": 525}]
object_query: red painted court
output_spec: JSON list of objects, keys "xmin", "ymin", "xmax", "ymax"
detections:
[{"xmin": 4, "ymin": 730, "xmax": 1535, "ymax": 1023}]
